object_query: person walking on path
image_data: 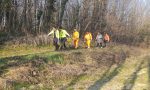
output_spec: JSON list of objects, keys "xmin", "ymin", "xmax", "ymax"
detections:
[
  {"xmin": 84, "ymin": 32, "xmax": 92, "ymax": 48},
  {"xmin": 103, "ymin": 32, "xmax": 110, "ymax": 47},
  {"xmin": 96, "ymin": 32, "xmax": 104, "ymax": 48},
  {"xmin": 59, "ymin": 27, "xmax": 70, "ymax": 50},
  {"xmin": 72, "ymin": 29, "xmax": 79, "ymax": 49},
  {"xmin": 48, "ymin": 27, "xmax": 60, "ymax": 50}
]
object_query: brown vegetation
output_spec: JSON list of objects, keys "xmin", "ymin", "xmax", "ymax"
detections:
[
  {"xmin": 0, "ymin": 48, "xmax": 127, "ymax": 89},
  {"xmin": 0, "ymin": 0, "xmax": 149, "ymax": 46}
]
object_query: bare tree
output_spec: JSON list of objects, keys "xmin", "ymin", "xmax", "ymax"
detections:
[{"xmin": 0, "ymin": 0, "xmax": 150, "ymax": 45}]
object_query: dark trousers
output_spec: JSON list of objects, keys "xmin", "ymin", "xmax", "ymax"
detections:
[
  {"xmin": 60, "ymin": 37, "xmax": 67, "ymax": 49},
  {"xmin": 97, "ymin": 43, "xmax": 103, "ymax": 47},
  {"xmin": 53, "ymin": 38, "xmax": 59, "ymax": 50},
  {"xmin": 104, "ymin": 40, "xmax": 109, "ymax": 47}
]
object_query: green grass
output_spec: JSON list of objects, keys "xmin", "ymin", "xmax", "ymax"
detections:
[
  {"xmin": 0, "ymin": 44, "xmax": 53, "ymax": 58},
  {"xmin": 68, "ymin": 74, "xmax": 87, "ymax": 87},
  {"xmin": 45, "ymin": 54, "xmax": 64, "ymax": 64},
  {"xmin": 0, "ymin": 50, "xmax": 64, "ymax": 76},
  {"xmin": 13, "ymin": 82, "xmax": 53, "ymax": 90},
  {"xmin": 13, "ymin": 82, "xmax": 31, "ymax": 90},
  {"xmin": 0, "ymin": 50, "xmax": 64, "ymax": 89},
  {"xmin": 0, "ymin": 44, "xmax": 65, "ymax": 66},
  {"xmin": 60, "ymin": 74, "xmax": 88, "ymax": 90}
]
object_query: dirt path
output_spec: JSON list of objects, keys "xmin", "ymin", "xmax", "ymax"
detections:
[{"xmin": 101, "ymin": 53, "xmax": 149, "ymax": 90}]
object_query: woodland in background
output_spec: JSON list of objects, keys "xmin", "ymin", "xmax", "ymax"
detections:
[{"xmin": 0, "ymin": 0, "xmax": 150, "ymax": 46}]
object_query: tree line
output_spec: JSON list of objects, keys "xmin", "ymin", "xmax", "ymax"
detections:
[{"xmin": 0, "ymin": 0, "xmax": 150, "ymax": 45}]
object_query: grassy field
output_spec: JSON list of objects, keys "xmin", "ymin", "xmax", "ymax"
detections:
[
  {"xmin": 0, "ymin": 44, "xmax": 150, "ymax": 90},
  {"xmin": 0, "ymin": 44, "xmax": 53, "ymax": 58}
]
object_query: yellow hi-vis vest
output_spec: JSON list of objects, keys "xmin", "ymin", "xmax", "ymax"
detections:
[{"xmin": 59, "ymin": 29, "xmax": 70, "ymax": 38}]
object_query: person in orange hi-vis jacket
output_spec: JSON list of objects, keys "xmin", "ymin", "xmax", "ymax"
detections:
[
  {"xmin": 84, "ymin": 32, "xmax": 92, "ymax": 48},
  {"xmin": 72, "ymin": 29, "xmax": 79, "ymax": 49},
  {"xmin": 104, "ymin": 32, "xmax": 110, "ymax": 47}
]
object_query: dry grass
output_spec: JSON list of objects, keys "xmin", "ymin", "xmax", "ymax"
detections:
[{"xmin": 0, "ymin": 44, "xmax": 150, "ymax": 90}]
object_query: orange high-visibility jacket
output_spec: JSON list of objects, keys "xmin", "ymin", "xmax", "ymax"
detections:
[
  {"xmin": 104, "ymin": 33, "xmax": 110, "ymax": 42},
  {"xmin": 84, "ymin": 32, "xmax": 92, "ymax": 41},
  {"xmin": 72, "ymin": 31, "xmax": 79, "ymax": 40}
]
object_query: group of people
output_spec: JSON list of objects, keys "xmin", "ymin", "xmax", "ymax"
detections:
[
  {"xmin": 96, "ymin": 32, "xmax": 110, "ymax": 48},
  {"xmin": 48, "ymin": 27, "xmax": 110, "ymax": 50}
]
